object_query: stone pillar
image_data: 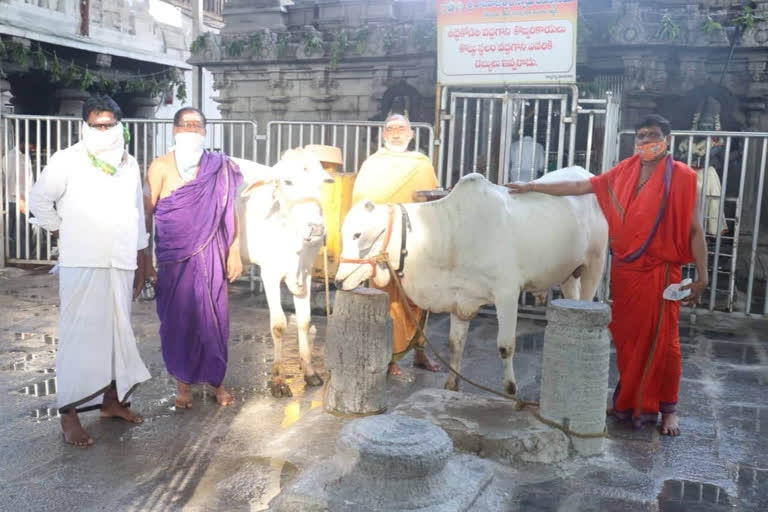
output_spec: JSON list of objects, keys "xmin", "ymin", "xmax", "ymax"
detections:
[
  {"xmin": 54, "ymin": 87, "xmax": 91, "ymax": 117},
  {"xmin": 540, "ymin": 299, "xmax": 611, "ymax": 456},
  {"xmin": 324, "ymin": 287, "xmax": 392, "ymax": 415}
]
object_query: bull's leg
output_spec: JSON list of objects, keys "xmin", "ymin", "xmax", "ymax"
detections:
[
  {"xmin": 497, "ymin": 293, "xmax": 521, "ymax": 395},
  {"xmin": 264, "ymin": 273, "xmax": 292, "ymax": 398},
  {"xmin": 444, "ymin": 314, "xmax": 471, "ymax": 391},
  {"xmin": 560, "ymin": 275, "xmax": 581, "ymax": 300},
  {"xmin": 293, "ymin": 274, "xmax": 323, "ymax": 387},
  {"xmin": 579, "ymin": 250, "xmax": 608, "ymax": 301}
]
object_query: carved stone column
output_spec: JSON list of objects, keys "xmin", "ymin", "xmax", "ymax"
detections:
[{"xmin": 540, "ymin": 299, "xmax": 612, "ymax": 456}]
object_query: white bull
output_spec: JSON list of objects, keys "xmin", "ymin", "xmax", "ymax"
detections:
[
  {"xmin": 335, "ymin": 168, "xmax": 608, "ymax": 395},
  {"xmin": 235, "ymin": 149, "xmax": 333, "ymax": 397}
]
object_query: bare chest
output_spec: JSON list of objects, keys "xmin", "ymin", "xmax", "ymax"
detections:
[{"xmin": 160, "ymin": 167, "xmax": 197, "ymax": 200}]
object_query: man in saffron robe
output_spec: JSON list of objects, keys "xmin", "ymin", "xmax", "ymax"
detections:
[
  {"xmin": 146, "ymin": 107, "xmax": 243, "ymax": 408},
  {"xmin": 506, "ymin": 115, "xmax": 708, "ymax": 436},
  {"xmin": 352, "ymin": 114, "xmax": 440, "ymax": 375}
]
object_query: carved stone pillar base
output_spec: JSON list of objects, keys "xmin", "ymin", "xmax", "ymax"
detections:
[{"xmin": 54, "ymin": 88, "xmax": 91, "ymax": 117}]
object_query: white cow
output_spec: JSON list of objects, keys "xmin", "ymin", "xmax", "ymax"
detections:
[
  {"xmin": 235, "ymin": 149, "xmax": 333, "ymax": 397},
  {"xmin": 335, "ymin": 168, "xmax": 608, "ymax": 395}
]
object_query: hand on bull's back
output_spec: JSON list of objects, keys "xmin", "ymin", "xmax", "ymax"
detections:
[{"xmin": 504, "ymin": 182, "xmax": 534, "ymax": 194}]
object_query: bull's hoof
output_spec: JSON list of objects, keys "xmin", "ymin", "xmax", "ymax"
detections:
[
  {"xmin": 504, "ymin": 381, "xmax": 518, "ymax": 396},
  {"xmin": 269, "ymin": 381, "xmax": 293, "ymax": 398},
  {"xmin": 444, "ymin": 379, "xmax": 459, "ymax": 392},
  {"xmin": 304, "ymin": 373, "xmax": 324, "ymax": 387}
]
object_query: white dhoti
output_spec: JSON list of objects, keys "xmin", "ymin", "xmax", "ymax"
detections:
[{"xmin": 57, "ymin": 267, "xmax": 151, "ymax": 411}]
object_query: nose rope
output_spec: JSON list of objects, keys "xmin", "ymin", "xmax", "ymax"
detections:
[{"xmin": 338, "ymin": 204, "xmax": 396, "ymax": 279}]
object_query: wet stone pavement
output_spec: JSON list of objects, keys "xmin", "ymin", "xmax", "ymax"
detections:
[{"xmin": 0, "ymin": 266, "xmax": 767, "ymax": 511}]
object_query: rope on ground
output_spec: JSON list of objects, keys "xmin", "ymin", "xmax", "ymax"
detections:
[{"xmin": 380, "ymin": 255, "xmax": 607, "ymax": 440}]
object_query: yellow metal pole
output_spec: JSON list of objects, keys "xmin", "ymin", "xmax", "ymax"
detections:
[
  {"xmin": 323, "ymin": 244, "xmax": 331, "ymax": 317},
  {"xmin": 432, "ymin": 83, "xmax": 442, "ymax": 169}
]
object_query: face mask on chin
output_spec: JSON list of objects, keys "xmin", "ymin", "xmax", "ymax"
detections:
[
  {"xmin": 174, "ymin": 132, "xmax": 205, "ymax": 181},
  {"xmin": 82, "ymin": 122, "xmax": 125, "ymax": 168}
]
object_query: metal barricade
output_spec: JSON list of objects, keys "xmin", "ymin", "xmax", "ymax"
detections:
[
  {"xmin": 264, "ymin": 120, "xmax": 434, "ymax": 171},
  {"xmin": 617, "ymin": 129, "xmax": 768, "ymax": 316},
  {"xmin": 1, "ymin": 114, "xmax": 257, "ymax": 265}
]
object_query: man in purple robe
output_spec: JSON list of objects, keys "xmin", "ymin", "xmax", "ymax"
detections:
[{"xmin": 145, "ymin": 107, "xmax": 243, "ymax": 408}]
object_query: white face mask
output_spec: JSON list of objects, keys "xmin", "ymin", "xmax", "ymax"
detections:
[
  {"xmin": 174, "ymin": 132, "xmax": 205, "ymax": 181},
  {"xmin": 82, "ymin": 121, "xmax": 125, "ymax": 168}
]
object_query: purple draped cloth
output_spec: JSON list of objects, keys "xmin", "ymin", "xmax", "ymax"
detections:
[{"xmin": 154, "ymin": 151, "xmax": 242, "ymax": 387}]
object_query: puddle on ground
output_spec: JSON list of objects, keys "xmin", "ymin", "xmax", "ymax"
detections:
[
  {"xmin": 10, "ymin": 333, "xmax": 57, "ymax": 345},
  {"xmin": 657, "ymin": 479, "xmax": 733, "ymax": 510},
  {"xmin": 712, "ymin": 342, "xmax": 763, "ymax": 365},
  {"xmin": 731, "ymin": 463, "xmax": 768, "ymax": 487},
  {"xmin": 31, "ymin": 407, "xmax": 60, "ymax": 422},
  {"xmin": 18, "ymin": 377, "xmax": 57, "ymax": 397},
  {"xmin": 721, "ymin": 404, "xmax": 768, "ymax": 434},
  {"xmin": 7, "ymin": 353, "xmax": 35, "ymax": 371}
]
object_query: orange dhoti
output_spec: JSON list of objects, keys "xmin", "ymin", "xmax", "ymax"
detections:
[
  {"xmin": 352, "ymin": 147, "xmax": 439, "ymax": 360},
  {"xmin": 383, "ymin": 280, "xmax": 428, "ymax": 359},
  {"xmin": 591, "ymin": 155, "xmax": 697, "ymax": 427}
]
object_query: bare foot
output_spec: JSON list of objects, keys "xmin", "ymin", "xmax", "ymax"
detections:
[
  {"xmin": 100, "ymin": 401, "xmax": 144, "ymax": 423},
  {"xmin": 175, "ymin": 380, "xmax": 193, "ymax": 409},
  {"xmin": 660, "ymin": 412, "xmax": 681, "ymax": 436},
  {"xmin": 61, "ymin": 409, "xmax": 93, "ymax": 447},
  {"xmin": 214, "ymin": 386, "xmax": 234, "ymax": 406},
  {"xmin": 413, "ymin": 351, "xmax": 441, "ymax": 372},
  {"xmin": 388, "ymin": 361, "xmax": 403, "ymax": 376},
  {"xmin": 101, "ymin": 384, "xmax": 144, "ymax": 423}
]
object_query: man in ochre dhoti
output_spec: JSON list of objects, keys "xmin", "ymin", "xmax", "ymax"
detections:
[
  {"xmin": 507, "ymin": 114, "xmax": 708, "ymax": 436},
  {"xmin": 145, "ymin": 107, "xmax": 243, "ymax": 408},
  {"xmin": 352, "ymin": 114, "xmax": 440, "ymax": 375},
  {"xmin": 29, "ymin": 94, "xmax": 150, "ymax": 447}
]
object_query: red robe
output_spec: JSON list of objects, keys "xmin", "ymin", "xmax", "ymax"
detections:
[{"xmin": 590, "ymin": 155, "xmax": 697, "ymax": 427}]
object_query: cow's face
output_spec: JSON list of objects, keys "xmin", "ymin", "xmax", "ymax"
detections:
[
  {"xmin": 272, "ymin": 149, "xmax": 334, "ymax": 250},
  {"xmin": 336, "ymin": 200, "xmax": 392, "ymax": 290}
]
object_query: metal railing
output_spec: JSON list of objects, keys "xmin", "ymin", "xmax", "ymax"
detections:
[
  {"xmin": 436, "ymin": 87, "xmax": 619, "ymax": 191},
  {"xmin": 617, "ymin": 129, "xmax": 768, "ymax": 316},
  {"xmin": 265, "ymin": 120, "xmax": 435, "ymax": 172},
  {"xmin": 1, "ymin": 115, "xmax": 257, "ymax": 265}
]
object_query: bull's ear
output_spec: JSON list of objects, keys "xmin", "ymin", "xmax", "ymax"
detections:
[{"xmin": 364, "ymin": 200, "xmax": 375, "ymax": 212}]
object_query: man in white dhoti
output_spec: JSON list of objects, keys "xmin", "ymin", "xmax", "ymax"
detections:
[{"xmin": 29, "ymin": 94, "xmax": 151, "ymax": 447}]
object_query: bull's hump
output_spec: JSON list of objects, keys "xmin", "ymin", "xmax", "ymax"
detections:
[{"xmin": 452, "ymin": 173, "xmax": 493, "ymax": 194}]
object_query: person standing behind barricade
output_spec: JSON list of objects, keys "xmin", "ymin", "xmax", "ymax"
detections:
[
  {"xmin": 2, "ymin": 137, "xmax": 33, "ymax": 258},
  {"xmin": 144, "ymin": 107, "xmax": 243, "ymax": 409},
  {"xmin": 506, "ymin": 135, "xmax": 546, "ymax": 183},
  {"xmin": 506, "ymin": 114, "xmax": 709, "ymax": 437},
  {"xmin": 351, "ymin": 114, "xmax": 441, "ymax": 376},
  {"xmin": 28, "ymin": 94, "xmax": 151, "ymax": 447}
]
